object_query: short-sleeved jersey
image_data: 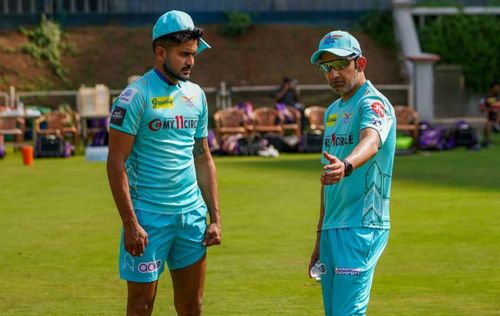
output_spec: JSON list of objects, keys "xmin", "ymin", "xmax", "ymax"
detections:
[
  {"xmin": 109, "ymin": 69, "xmax": 208, "ymax": 214},
  {"xmin": 321, "ymin": 80, "xmax": 396, "ymax": 229}
]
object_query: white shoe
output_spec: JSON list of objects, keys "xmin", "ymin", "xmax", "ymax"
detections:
[{"xmin": 258, "ymin": 145, "xmax": 279, "ymax": 158}]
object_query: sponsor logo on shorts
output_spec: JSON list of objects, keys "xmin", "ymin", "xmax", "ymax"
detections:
[
  {"xmin": 119, "ymin": 88, "xmax": 139, "ymax": 105},
  {"xmin": 335, "ymin": 267, "xmax": 362, "ymax": 276},
  {"xmin": 148, "ymin": 116, "xmax": 198, "ymax": 131},
  {"xmin": 326, "ymin": 114, "xmax": 338, "ymax": 127},
  {"xmin": 110, "ymin": 106, "xmax": 126, "ymax": 127},
  {"xmin": 138, "ymin": 259, "xmax": 162, "ymax": 273},
  {"xmin": 151, "ymin": 96, "xmax": 174, "ymax": 110}
]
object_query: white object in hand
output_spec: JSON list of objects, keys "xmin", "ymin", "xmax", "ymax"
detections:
[{"xmin": 310, "ymin": 260, "xmax": 327, "ymax": 281}]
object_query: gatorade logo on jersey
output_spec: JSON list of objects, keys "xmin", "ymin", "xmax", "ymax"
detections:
[
  {"xmin": 371, "ymin": 101, "xmax": 385, "ymax": 118},
  {"xmin": 324, "ymin": 133, "xmax": 354, "ymax": 148},
  {"xmin": 151, "ymin": 96, "xmax": 174, "ymax": 110},
  {"xmin": 326, "ymin": 114, "xmax": 338, "ymax": 127},
  {"xmin": 148, "ymin": 116, "xmax": 198, "ymax": 131}
]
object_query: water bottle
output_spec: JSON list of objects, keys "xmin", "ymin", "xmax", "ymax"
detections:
[{"xmin": 310, "ymin": 260, "xmax": 327, "ymax": 281}]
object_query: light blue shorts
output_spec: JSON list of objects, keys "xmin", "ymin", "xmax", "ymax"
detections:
[
  {"xmin": 319, "ymin": 227, "xmax": 389, "ymax": 316},
  {"xmin": 119, "ymin": 206, "xmax": 207, "ymax": 283}
]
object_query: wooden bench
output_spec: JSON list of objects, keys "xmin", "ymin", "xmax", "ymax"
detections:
[{"xmin": 394, "ymin": 105, "xmax": 419, "ymax": 147}]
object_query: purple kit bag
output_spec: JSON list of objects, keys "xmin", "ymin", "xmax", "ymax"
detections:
[{"xmin": 418, "ymin": 121, "xmax": 455, "ymax": 150}]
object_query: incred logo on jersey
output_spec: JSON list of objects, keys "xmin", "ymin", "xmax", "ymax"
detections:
[{"xmin": 370, "ymin": 102, "xmax": 385, "ymax": 118}]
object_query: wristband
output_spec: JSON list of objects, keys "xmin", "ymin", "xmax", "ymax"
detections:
[{"xmin": 343, "ymin": 159, "xmax": 353, "ymax": 177}]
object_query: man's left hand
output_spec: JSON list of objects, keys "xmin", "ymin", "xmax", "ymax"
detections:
[{"xmin": 203, "ymin": 223, "xmax": 221, "ymax": 247}]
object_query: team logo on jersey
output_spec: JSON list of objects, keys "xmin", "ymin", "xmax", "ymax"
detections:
[
  {"xmin": 148, "ymin": 116, "xmax": 198, "ymax": 131},
  {"xmin": 151, "ymin": 96, "xmax": 174, "ymax": 110},
  {"xmin": 323, "ymin": 133, "xmax": 354, "ymax": 148},
  {"xmin": 326, "ymin": 114, "xmax": 338, "ymax": 127},
  {"xmin": 370, "ymin": 101, "xmax": 385, "ymax": 118},
  {"xmin": 182, "ymin": 95, "xmax": 195, "ymax": 107},
  {"xmin": 119, "ymin": 88, "xmax": 139, "ymax": 105},
  {"xmin": 342, "ymin": 112, "xmax": 352, "ymax": 123}
]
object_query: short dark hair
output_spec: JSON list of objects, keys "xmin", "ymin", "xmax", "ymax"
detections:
[{"xmin": 152, "ymin": 28, "xmax": 204, "ymax": 52}]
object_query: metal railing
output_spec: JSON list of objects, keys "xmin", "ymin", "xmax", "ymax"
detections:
[
  {"xmin": 10, "ymin": 82, "xmax": 411, "ymax": 113},
  {"xmin": 222, "ymin": 83, "xmax": 413, "ymax": 109}
]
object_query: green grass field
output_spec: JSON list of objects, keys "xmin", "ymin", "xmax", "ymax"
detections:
[{"xmin": 1, "ymin": 135, "xmax": 499, "ymax": 315}]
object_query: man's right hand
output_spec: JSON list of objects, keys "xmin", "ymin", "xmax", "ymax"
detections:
[
  {"xmin": 123, "ymin": 222, "xmax": 148, "ymax": 257},
  {"xmin": 321, "ymin": 151, "xmax": 345, "ymax": 185},
  {"xmin": 308, "ymin": 245, "xmax": 320, "ymax": 278}
]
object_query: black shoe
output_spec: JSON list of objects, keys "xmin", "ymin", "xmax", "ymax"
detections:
[{"xmin": 481, "ymin": 141, "xmax": 491, "ymax": 148}]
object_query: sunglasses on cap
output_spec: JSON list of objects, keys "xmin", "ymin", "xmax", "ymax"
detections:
[{"xmin": 318, "ymin": 56, "xmax": 357, "ymax": 73}]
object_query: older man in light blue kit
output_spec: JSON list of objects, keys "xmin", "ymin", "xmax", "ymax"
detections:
[
  {"xmin": 107, "ymin": 10, "xmax": 221, "ymax": 316},
  {"xmin": 308, "ymin": 30, "xmax": 396, "ymax": 316}
]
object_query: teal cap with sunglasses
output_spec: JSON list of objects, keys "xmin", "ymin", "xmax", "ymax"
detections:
[
  {"xmin": 310, "ymin": 30, "xmax": 362, "ymax": 64},
  {"xmin": 152, "ymin": 10, "xmax": 211, "ymax": 54}
]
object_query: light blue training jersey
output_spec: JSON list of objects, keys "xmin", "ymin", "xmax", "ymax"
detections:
[
  {"xmin": 109, "ymin": 69, "xmax": 208, "ymax": 214},
  {"xmin": 321, "ymin": 80, "xmax": 396, "ymax": 229}
]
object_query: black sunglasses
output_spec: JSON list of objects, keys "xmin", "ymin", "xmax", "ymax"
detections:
[{"xmin": 318, "ymin": 57, "xmax": 357, "ymax": 73}]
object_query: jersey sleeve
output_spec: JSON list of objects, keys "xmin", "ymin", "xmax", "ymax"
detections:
[
  {"xmin": 195, "ymin": 89, "xmax": 208, "ymax": 138},
  {"xmin": 109, "ymin": 86, "xmax": 145, "ymax": 135},
  {"xmin": 359, "ymin": 97, "xmax": 394, "ymax": 146}
]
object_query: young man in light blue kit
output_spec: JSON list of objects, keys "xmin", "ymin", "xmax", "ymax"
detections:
[
  {"xmin": 107, "ymin": 10, "xmax": 221, "ymax": 316},
  {"xmin": 308, "ymin": 30, "xmax": 396, "ymax": 316}
]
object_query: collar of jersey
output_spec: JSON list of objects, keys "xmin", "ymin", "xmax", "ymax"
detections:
[{"xmin": 153, "ymin": 68, "xmax": 179, "ymax": 87}]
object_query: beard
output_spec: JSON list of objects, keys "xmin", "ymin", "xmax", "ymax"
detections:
[
  {"xmin": 163, "ymin": 62, "xmax": 191, "ymax": 82},
  {"xmin": 330, "ymin": 71, "xmax": 358, "ymax": 96}
]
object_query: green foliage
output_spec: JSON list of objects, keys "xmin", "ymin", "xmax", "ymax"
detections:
[
  {"xmin": 418, "ymin": 14, "xmax": 500, "ymax": 92},
  {"xmin": 219, "ymin": 11, "xmax": 252, "ymax": 37},
  {"xmin": 0, "ymin": 46, "xmax": 17, "ymax": 53},
  {"xmin": 414, "ymin": 0, "xmax": 464, "ymax": 7},
  {"xmin": 354, "ymin": 11, "xmax": 396, "ymax": 49},
  {"xmin": 416, "ymin": 0, "xmax": 500, "ymax": 6},
  {"xmin": 20, "ymin": 16, "xmax": 71, "ymax": 82}
]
